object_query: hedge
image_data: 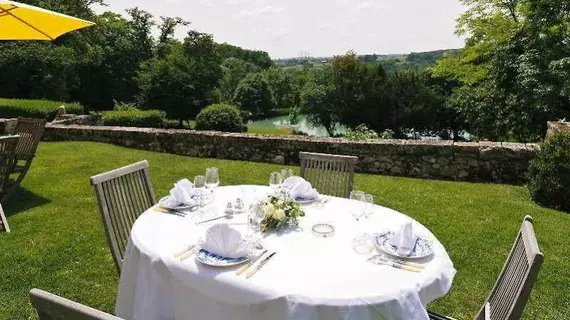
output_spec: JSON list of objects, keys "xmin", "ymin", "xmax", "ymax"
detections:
[
  {"xmin": 0, "ymin": 98, "xmax": 84, "ymax": 120},
  {"xmin": 100, "ymin": 109, "xmax": 166, "ymax": 128}
]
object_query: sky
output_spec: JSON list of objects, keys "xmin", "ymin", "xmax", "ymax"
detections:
[{"xmin": 94, "ymin": 0, "xmax": 466, "ymax": 59}]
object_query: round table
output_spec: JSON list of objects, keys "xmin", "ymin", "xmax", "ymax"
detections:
[{"xmin": 116, "ymin": 185, "xmax": 455, "ymax": 320}]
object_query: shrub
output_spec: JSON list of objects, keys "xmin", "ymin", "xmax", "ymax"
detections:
[
  {"xmin": 0, "ymin": 98, "xmax": 83, "ymax": 120},
  {"xmin": 195, "ymin": 104, "xmax": 246, "ymax": 132},
  {"xmin": 101, "ymin": 109, "xmax": 166, "ymax": 128},
  {"xmin": 527, "ymin": 132, "xmax": 570, "ymax": 212},
  {"xmin": 345, "ymin": 124, "xmax": 380, "ymax": 141}
]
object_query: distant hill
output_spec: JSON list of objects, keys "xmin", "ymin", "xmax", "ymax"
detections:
[{"xmin": 275, "ymin": 49, "xmax": 460, "ymax": 72}]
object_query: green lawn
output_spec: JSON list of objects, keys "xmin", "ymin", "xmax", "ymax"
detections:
[{"xmin": 1, "ymin": 141, "xmax": 569, "ymax": 319}]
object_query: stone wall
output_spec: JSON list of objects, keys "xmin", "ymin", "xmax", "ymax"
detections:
[
  {"xmin": 41, "ymin": 124, "xmax": 538, "ymax": 184},
  {"xmin": 546, "ymin": 121, "xmax": 570, "ymax": 137}
]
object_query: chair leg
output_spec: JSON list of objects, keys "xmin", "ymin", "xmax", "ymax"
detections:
[{"xmin": 1, "ymin": 166, "xmax": 29, "ymax": 206}]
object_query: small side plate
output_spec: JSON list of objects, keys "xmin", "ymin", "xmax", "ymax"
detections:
[
  {"xmin": 374, "ymin": 231, "xmax": 434, "ymax": 259},
  {"xmin": 195, "ymin": 248, "xmax": 250, "ymax": 267}
]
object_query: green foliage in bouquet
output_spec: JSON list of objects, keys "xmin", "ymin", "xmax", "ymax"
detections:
[{"xmin": 258, "ymin": 195, "xmax": 305, "ymax": 232}]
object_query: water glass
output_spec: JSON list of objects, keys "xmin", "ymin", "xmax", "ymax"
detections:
[
  {"xmin": 194, "ymin": 175, "xmax": 206, "ymax": 189},
  {"xmin": 269, "ymin": 172, "xmax": 282, "ymax": 189},
  {"xmin": 205, "ymin": 167, "xmax": 220, "ymax": 190},
  {"xmin": 281, "ymin": 168, "xmax": 293, "ymax": 180}
]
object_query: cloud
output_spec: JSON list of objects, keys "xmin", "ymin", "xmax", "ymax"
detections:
[
  {"xmin": 266, "ymin": 28, "xmax": 289, "ymax": 40},
  {"xmin": 355, "ymin": 1, "xmax": 377, "ymax": 11},
  {"xmin": 233, "ymin": 6, "xmax": 286, "ymax": 20}
]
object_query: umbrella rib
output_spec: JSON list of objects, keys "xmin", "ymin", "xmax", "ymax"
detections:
[
  {"xmin": 0, "ymin": 6, "xmax": 16, "ymax": 17},
  {"xmin": 0, "ymin": 6, "xmax": 55, "ymax": 40}
]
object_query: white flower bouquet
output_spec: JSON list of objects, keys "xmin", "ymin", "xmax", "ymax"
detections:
[{"xmin": 252, "ymin": 194, "xmax": 305, "ymax": 233}]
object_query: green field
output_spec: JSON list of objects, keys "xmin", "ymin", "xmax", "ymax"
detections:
[{"xmin": 1, "ymin": 141, "xmax": 569, "ymax": 319}]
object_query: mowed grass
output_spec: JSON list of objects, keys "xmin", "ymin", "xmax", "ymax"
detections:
[{"xmin": 1, "ymin": 141, "xmax": 569, "ymax": 319}]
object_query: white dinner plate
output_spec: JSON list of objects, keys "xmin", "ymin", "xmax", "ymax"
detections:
[{"xmin": 374, "ymin": 231, "xmax": 434, "ymax": 259}]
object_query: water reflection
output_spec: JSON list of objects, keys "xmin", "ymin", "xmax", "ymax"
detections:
[{"xmin": 248, "ymin": 114, "xmax": 346, "ymax": 137}]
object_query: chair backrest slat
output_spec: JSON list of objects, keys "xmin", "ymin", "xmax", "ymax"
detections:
[
  {"xmin": 30, "ymin": 288, "xmax": 124, "ymax": 320},
  {"xmin": 0, "ymin": 135, "xmax": 19, "ymax": 193},
  {"xmin": 90, "ymin": 160, "xmax": 156, "ymax": 273},
  {"xmin": 299, "ymin": 152, "xmax": 358, "ymax": 198},
  {"xmin": 474, "ymin": 216, "xmax": 544, "ymax": 320},
  {"xmin": 14, "ymin": 117, "xmax": 46, "ymax": 159}
]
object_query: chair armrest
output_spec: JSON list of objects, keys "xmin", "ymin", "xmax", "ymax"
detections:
[{"xmin": 428, "ymin": 310, "xmax": 458, "ymax": 320}]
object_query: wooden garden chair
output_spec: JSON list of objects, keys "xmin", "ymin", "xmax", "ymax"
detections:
[
  {"xmin": 0, "ymin": 204, "xmax": 9, "ymax": 233},
  {"xmin": 299, "ymin": 151, "xmax": 358, "ymax": 198},
  {"xmin": 1, "ymin": 117, "xmax": 47, "ymax": 204},
  {"xmin": 30, "ymin": 288, "xmax": 123, "ymax": 320},
  {"xmin": 428, "ymin": 216, "xmax": 544, "ymax": 320},
  {"xmin": 90, "ymin": 160, "xmax": 157, "ymax": 273},
  {"xmin": 0, "ymin": 135, "xmax": 19, "ymax": 231}
]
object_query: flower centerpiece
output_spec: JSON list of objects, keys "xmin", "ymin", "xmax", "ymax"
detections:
[{"xmin": 253, "ymin": 192, "xmax": 305, "ymax": 233}]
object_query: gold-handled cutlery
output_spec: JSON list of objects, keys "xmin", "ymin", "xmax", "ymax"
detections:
[
  {"xmin": 155, "ymin": 205, "xmax": 187, "ymax": 217},
  {"xmin": 368, "ymin": 255, "xmax": 423, "ymax": 273},
  {"xmin": 235, "ymin": 249, "xmax": 268, "ymax": 276},
  {"xmin": 245, "ymin": 252, "xmax": 277, "ymax": 279},
  {"xmin": 178, "ymin": 246, "xmax": 197, "ymax": 261},
  {"xmin": 387, "ymin": 257, "xmax": 426, "ymax": 269},
  {"xmin": 173, "ymin": 244, "xmax": 195, "ymax": 259}
]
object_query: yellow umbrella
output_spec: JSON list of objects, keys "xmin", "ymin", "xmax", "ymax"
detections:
[{"xmin": 0, "ymin": 0, "xmax": 94, "ymax": 40}]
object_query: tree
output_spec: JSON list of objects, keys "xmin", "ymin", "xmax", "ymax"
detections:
[
  {"xmin": 219, "ymin": 58, "xmax": 260, "ymax": 103},
  {"xmin": 431, "ymin": 0, "xmax": 570, "ymax": 142},
  {"xmin": 138, "ymin": 31, "xmax": 222, "ymax": 126},
  {"xmin": 263, "ymin": 68, "xmax": 298, "ymax": 110},
  {"xmin": 300, "ymin": 78, "xmax": 339, "ymax": 137},
  {"xmin": 233, "ymin": 73, "xmax": 275, "ymax": 118}
]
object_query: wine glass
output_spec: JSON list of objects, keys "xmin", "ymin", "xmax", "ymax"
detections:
[
  {"xmin": 281, "ymin": 168, "xmax": 293, "ymax": 180},
  {"xmin": 194, "ymin": 175, "xmax": 206, "ymax": 189},
  {"xmin": 205, "ymin": 167, "xmax": 220, "ymax": 191},
  {"xmin": 192, "ymin": 175, "xmax": 207, "ymax": 222},
  {"xmin": 349, "ymin": 190, "xmax": 366, "ymax": 221},
  {"xmin": 363, "ymin": 193, "xmax": 374, "ymax": 219},
  {"xmin": 269, "ymin": 172, "xmax": 282, "ymax": 189}
]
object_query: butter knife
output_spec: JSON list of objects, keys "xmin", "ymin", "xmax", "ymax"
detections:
[
  {"xmin": 245, "ymin": 252, "xmax": 276, "ymax": 279},
  {"xmin": 236, "ymin": 249, "xmax": 268, "ymax": 275}
]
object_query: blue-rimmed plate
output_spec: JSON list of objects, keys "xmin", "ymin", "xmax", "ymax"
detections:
[
  {"xmin": 195, "ymin": 248, "xmax": 250, "ymax": 267},
  {"xmin": 293, "ymin": 196, "xmax": 319, "ymax": 204},
  {"xmin": 374, "ymin": 231, "xmax": 434, "ymax": 259}
]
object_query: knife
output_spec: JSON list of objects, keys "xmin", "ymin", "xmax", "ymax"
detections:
[
  {"xmin": 245, "ymin": 252, "xmax": 277, "ymax": 279},
  {"xmin": 196, "ymin": 215, "xmax": 227, "ymax": 224},
  {"xmin": 236, "ymin": 249, "xmax": 268, "ymax": 275}
]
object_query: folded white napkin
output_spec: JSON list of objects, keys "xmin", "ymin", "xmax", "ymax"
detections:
[
  {"xmin": 288, "ymin": 177, "xmax": 319, "ymax": 200},
  {"xmin": 166, "ymin": 179, "xmax": 203, "ymax": 207},
  {"xmin": 201, "ymin": 224, "xmax": 249, "ymax": 258},
  {"xmin": 390, "ymin": 221, "xmax": 418, "ymax": 256},
  {"xmin": 282, "ymin": 176, "xmax": 304, "ymax": 190}
]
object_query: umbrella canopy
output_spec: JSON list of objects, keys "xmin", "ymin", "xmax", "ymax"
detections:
[{"xmin": 0, "ymin": 0, "xmax": 94, "ymax": 40}]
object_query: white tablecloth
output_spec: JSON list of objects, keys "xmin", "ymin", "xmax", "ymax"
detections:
[{"xmin": 116, "ymin": 185, "xmax": 455, "ymax": 320}]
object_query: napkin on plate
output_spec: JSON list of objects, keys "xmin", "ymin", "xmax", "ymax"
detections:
[
  {"xmin": 201, "ymin": 224, "xmax": 249, "ymax": 258},
  {"xmin": 165, "ymin": 179, "xmax": 203, "ymax": 207},
  {"xmin": 282, "ymin": 176, "xmax": 304, "ymax": 190},
  {"xmin": 390, "ymin": 221, "xmax": 418, "ymax": 256},
  {"xmin": 288, "ymin": 178, "xmax": 319, "ymax": 201}
]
